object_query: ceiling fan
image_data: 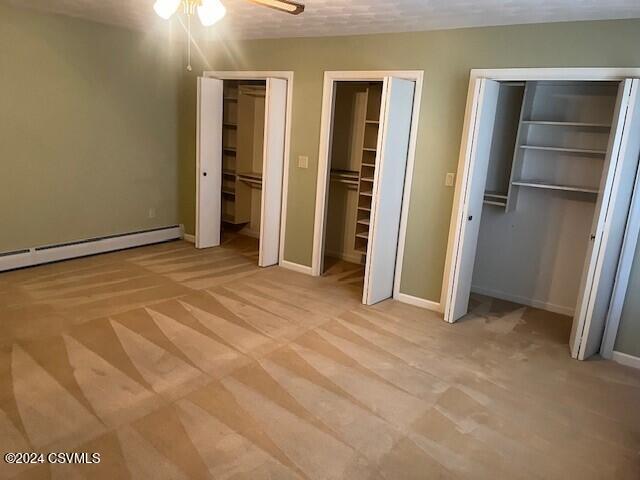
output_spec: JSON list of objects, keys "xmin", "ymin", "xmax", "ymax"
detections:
[
  {"xmin": 154, "ymin": 0, "xmax": 304, "ymax": 70},
  {"xmin": 154, "ymin": 0, "xmax": 304, "ymax": 26}
]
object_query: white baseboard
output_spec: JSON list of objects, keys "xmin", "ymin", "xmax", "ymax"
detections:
[
  {"xmin": 395, "ymin": 292, "xmax": 443, "ymax": 313},
  {"xmin": 183, "ymin": 233, "xmax": 195, "ymax": 243},
  {"xmin": 612, "ymin": 351, "xmax": 640, "ymax": 369},
  {"xmin": 279, "ymin": 260, "xmax": 313, "ymax": 275},
  {"xmin": 471, "ymin": 285, "xmax": 574, "ymax": 317},
  {"xmin": 0, "ymin": 226, "xmax": 181, "ymax": 272}
]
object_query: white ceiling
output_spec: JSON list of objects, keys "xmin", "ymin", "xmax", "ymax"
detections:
[{"xmin": 5, "ymin": 0, "xmax": 640, "ymax": 39}]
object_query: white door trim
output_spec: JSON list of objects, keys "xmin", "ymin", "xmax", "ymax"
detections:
[
  {"xmin": 442, "ymin": 67, "xmax": 640, "ymax": 351},
  {"xmin": 311, "ymin": 70, "xmax": 424, "ymax": 301},
  {"xmin": 469, "ymin": 68, "xmax": 640, "ymax": 82},
  {"xmin": 201, "ymin": 71, "xmax": 294, "ymax": 266}
]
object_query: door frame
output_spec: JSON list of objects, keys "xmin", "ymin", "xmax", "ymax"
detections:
[
  {"xmin": 442, "ymin": 67, "xmax": 640, "ymax": 355},
  {"xmin": 199, "ymin": 70, "xmax": 294, "ymax": 265},
  {"xmin": 311, "ymin": 70, "xmax": 424, "ymax": 299}
]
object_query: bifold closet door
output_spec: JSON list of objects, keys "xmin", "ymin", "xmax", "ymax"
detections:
[
  {"xmin": 259, "ymin": 78, "xmax": 287, "ymax": 267},
  {"xmin": 444, "ymin": 79, "xmax": 501, "ymax": 322},
  {"xmin": 571, "ymin": 79, "xmax": 640, "ymax": 360},
  {"xmin": 196, "ymin": 77, "xmax": 224, "ymax": 249},
  {"xmin": 363, "ymin": 77, "xmax": 415, "ymax": 305}
]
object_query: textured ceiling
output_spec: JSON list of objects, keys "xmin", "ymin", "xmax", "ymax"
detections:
[{"xmin": 5, "ymin": 0, "xmax": 640, "ymax": 39}]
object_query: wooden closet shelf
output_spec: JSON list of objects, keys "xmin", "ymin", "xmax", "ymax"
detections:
[
  {"xmin": 512, "ymin": 180, "xmax": 599, "ymax": 194},
  {"xmin": 484, "ymin": 191, "xmax": 508, "ymax": 199},
  {"xmin": 362, "ymin": 147, "xmax": 377, "ymax": 152},
  {"xmin": 356, "ymin": 232, "xmax": 369, "ymax": 240},
  {"xmin": 483, "ymin": 200, "xmax": 507, "ymax": 207},
  {"xmin": 237, "ymin": 171, "xmax": 262, "ymax": 180},
  {"xmin": 222, "ymin": 214, "xmax": 248, "ymax": 225},
  {"xmin": 239, "ymin": 86, "xmax": 266, "ymax": 98},
  {"xmin": 361, "ymin": 163, "xmax": 375, "ymax": 168},
  {"xmin": 357, "ymin": 218, "xmax": 370, "ymax": 226},
  {"xmin": 361, "ymin": 177, "xmax": 374, "ymax": 182},
  {"xmin": 331, "ymin": 180, "xmax": 359, "ymax": 188},
  {"xmin": 365, "ymin": 120, "xmax": 380, "ymax": 124},
  {"xmin": 237, "ymin": 172, "xmax": 263, "ymax": 188},
  {"xmin": 331, "ymin": 179, "xmax": 359, "ymax": 187},
  {"xmin": 223, "ymin": 147, "xmax": 237, "ymax": 153},
  {"xmin": 223, "ymin": 170, "xmax": 236, "ymax": 177},
  {"xmin": 354, "ymin": 245, "xmax": 367, "ymax": 254},
  {"xmin": 358, "ymin": 206, "xmax": 371, "ymax": 212},
  {"xmin": 520, "ymin": 145, "xmax": 606, "ymax": 155},
  {"xmin": 522, "ymin": 120, "xmax": 611, "ymax": 128},
  {"xmin": 222, "ymin": 188, "xmax": 236, "ymax": 196},
  {"xmin": 330, "ymin": 169, "xmax": 359, "ymax": 180},
  {"xmin": 359, "ymin": 191, "xmax": 373, "ymax": 197},
  {"xmin": 223, "ymin": 123, "xmax": 238, "ymax": 128}
]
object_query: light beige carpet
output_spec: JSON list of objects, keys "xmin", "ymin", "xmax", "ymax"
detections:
[{"xmin": 0, "ymin": 235, "xmax": 638, "ymax": 479}]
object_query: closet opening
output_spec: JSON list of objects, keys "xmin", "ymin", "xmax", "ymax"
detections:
[
  {"xmin": 221, "ymin": 80, "xmax": 266, "ymax": 246},
  {"xmin": 313, "ymin": 73, "xmax": 421, "ymax": 306},
  {"xmin": 323, "ymin": 81, "xmax": 383, "ymax": 297},
  {"xmin": 196, "ymin": 73, "xmax": 290, "ymax": 268},
  {"xmin": 445, "ymin": 73, "xmax": 640, "ymax": 360}
]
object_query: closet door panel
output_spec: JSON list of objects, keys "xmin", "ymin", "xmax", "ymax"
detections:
[
  {"xmin": 571, "ymin": 79, "xmax": 640, "ymax": 359},
  {"xmin": 259, "ymin": 78, "xmax": 287, "ymax": 267},
  {"xmin": 196, "ymin": 77, "xmax": 224, "ymax": 249},
  {"xmin": 445, "ymin": 79, "xmax": 501, "ymax": 322},
  {"xmin": 363, "ymin": 77, "xmax": 415, "ymax": 305}
]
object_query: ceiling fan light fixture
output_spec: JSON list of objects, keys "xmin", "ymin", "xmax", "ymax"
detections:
[
  {"xmin": 153, "ymin": 0, "xmax": 181, "ymax": 19},
  {"xmin": 197, "ymin": 0, "xmax": 227, "ymax": 26}
]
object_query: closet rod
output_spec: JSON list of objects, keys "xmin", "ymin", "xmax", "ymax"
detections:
[{"xmin": 330, "ymin": 178, "xmax": 359, "ymax": 186}]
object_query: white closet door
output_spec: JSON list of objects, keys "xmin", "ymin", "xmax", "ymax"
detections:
[
  {"xmin": 195, "ymin": 77, "xmax": 224, "ymax": 249},
  {"xmin": 571, "ymin": 79, "xmax": 640, "ymax": 359},
  {"xmin": 444, "ymin": 79, "xmax": 501, "ymax": 322},
  {"xmin": 259, "ymin": 78, "xmax": 287, "ymax": 267},
  {"xmin": 363, "ymin": 77, "xmax": 415, "ymax": 305}
]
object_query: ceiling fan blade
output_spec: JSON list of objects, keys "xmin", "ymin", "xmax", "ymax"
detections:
[{"xmin": 246, "ymin": 0, "xmax": 304, "ymax": 15}]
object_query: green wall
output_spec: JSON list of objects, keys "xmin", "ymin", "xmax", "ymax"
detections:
[
  {"xmin": 0, "ymin": 4, "xmax": 182, "ymax": 252},
  {"xmin": 1, "ymin": 4, "xmax": 637, "ymax": 357},
  {"xmin": 615, "ymin": 241, "xmax": 640, "ymax": 357},
  {"xmin": 179, "ymin": 19, "xmax": 640, "ymax": 304},
  {"xmin": 178, "ymin": 19, "xmax": 640, "ymax": 357}
]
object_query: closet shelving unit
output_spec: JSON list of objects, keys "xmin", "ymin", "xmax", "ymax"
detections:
[
  {"xmin": 326, "ymin": 82, "xmax": 383, "ymax": 257},
  {"xmin": 483, "ymin": 81, "xmax": 616, "ymax": 211},
  {"xmin": 354, "ymin": 83, "xmax": 382, "ymax": 254},
  {"xmin": 221, "ymin": 81, "xmax": 265, "ymax": 225}
]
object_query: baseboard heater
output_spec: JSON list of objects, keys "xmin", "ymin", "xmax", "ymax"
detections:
[{"xmin": 0, "ymin": 225, "xmax": 182, "ymax": 273}]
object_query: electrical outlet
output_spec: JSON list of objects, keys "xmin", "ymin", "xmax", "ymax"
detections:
[
  {"xmin": 298, "ymin": 155, "xmax": 309, "ymax": 169},
  {"xmin": 445, "ymin": 173, "xmax": 456, "ymax": 187},
  {"xmin": 148, "ymin": 208, "xmax": 156, "ymax": 219}
]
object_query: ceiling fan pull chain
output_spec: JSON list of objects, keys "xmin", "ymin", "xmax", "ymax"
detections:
[
  {"xmin": 186, "ymin": 10, "xmax": 193, "ymax": 72},
  {"xmin": 153, "ymin": 0, "xmax": 303, "ymax": 71}
]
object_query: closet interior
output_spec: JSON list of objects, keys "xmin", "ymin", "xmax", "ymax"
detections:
[
  {"xmin": 472, "ymin": 80, "xmax": 619, "ymax": 319},
  {"xmin": 221, "ymin": 80, "xmax": 266, "ymax": 240},
  {"xmin": 324, "ymin": 81, "xmax": 383, "ymax": 283}
]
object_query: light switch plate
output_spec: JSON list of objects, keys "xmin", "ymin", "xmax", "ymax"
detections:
[
  {"xmin": 298, "ymin": 155, "xmax": 309, "ymax": 169},
  {"xmin": 445, "ymin": 173, "xmax": 456, "ymax": 187}
]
